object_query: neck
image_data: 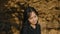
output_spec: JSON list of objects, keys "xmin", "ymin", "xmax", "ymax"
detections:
[{"xmin": 30, "ymin": 24, "xmax": 36, "ymax": 29}]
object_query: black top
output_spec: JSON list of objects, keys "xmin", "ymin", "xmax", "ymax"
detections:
[{"xmin": 21, "ymin": 24, "xmax": 41, "ymax": 34}]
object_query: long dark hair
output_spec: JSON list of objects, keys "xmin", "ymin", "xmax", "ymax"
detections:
[{"xmin": 23, "ymin": 6, "xmax": 38, "ymax": 26}]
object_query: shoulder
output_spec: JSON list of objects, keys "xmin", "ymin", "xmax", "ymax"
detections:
[
  {"xmin": 36, "ymin": 24, "xmax": 41, "ymax": 29},
  {"xmin": 20, "ymin": 26, "xmax": 28, "ymax": 34},
  {"xmin": 21, "ymin": 26, "xmax": 28, "ymax": 32},
  {"xmin": 21, "ymin": 25, "xmax": 28, "ymax": 31},
  {"xmin": 37, "ymin": 24, "xmax": 40, "ymax": 27}
]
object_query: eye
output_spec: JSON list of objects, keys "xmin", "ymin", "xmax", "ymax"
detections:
[
  {"xmin": 34, "ymin": 16, "xmax": 36, "ymax": 17},
  {"xmin": 34, "ymin": 15, "xmax": 37, "ymax": 18},
  {"xmin": 29, "ymin": 17, "xmax": 33, "ymax": 20}
]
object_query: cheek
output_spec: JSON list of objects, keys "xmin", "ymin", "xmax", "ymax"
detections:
[
  {"xmin": 37, "ymin": 17, "xmax": 38, "ymax": 20},
  {"xmin": 28, "ymin": 16, "xmax": 38, "ymax": 24},
  {"xmin": 28, "ymin": 19, "xmax": 33, "ymax": 23},
  {"xmin": 35, "ymin": 16, "xmax": 38, "ymax": 21}
]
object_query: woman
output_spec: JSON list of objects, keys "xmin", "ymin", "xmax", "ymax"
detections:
[{"xmin": 21, "ymin": 6, "xmax": 41, "ymax": 34}]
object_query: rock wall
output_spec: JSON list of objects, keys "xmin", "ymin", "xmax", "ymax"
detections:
[{"xmin": 0, "ymin": 0, "xmax": 60, "ymax": 34}]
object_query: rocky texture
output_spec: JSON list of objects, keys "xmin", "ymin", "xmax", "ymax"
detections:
[{"xmin": 0, "ymin": 0, "xmax": 60, "ymax": 34}]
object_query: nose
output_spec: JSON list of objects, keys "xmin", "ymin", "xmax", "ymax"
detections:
[{"xmin": 33, "ymin": 18, "xmax": 36, "ymax": 21}]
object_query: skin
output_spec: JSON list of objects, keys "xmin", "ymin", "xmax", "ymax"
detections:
[{"xmin": 28, "ymin": 11, "xmax": 38, "ymax": 29}]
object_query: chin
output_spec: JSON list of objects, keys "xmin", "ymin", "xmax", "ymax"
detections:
[{"xmin": 33, "ymin": 23, "xmax": 37, "ymax": 25}]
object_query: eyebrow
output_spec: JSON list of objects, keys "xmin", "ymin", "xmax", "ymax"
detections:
[{"xmin": 30, "ymin": 13, "xmax": 36, "ymax": 18}]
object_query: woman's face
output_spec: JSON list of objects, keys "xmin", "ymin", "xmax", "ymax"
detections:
[{"xmin": 28, "ymin": 11, "xmax": 38, "ymax": 25}]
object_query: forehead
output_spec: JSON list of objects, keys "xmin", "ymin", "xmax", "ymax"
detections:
[{"xmin": 29, "ymin": 12, "xmax": 36, "ymax": 17}]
